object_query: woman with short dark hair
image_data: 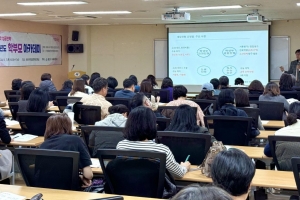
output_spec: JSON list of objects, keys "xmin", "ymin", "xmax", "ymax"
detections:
[
  {"xmin": 259, "ymin": 82, "xmax": 289, "ymax": 112},
  {"xmin": 161, "ymin": 77, "xmax": 174, "ymax": 101},
  {"xmin": 248, "ymin": 80, "xmax": 264, "ymax": 94},
  {"xmin": 117, "ymin": 106, "xmax": 191, "ymax": 178},
  {"xmin": 211, "ymin": 149, "xmax": 255, "ymax": 200},
  {"xmin": 60, "ymin": 80, "xmax": 73, "ymax": 93},
  {"xmin": 40, "ymin": 113, "xmax": 92, "ymax": 188},
  {"xmin": 27, "ymin": 88, "xmax": 51, "ymax": 112},
  {"xmin": 11, "ymin": 78, "xmax": 22, "ymax": 90}
]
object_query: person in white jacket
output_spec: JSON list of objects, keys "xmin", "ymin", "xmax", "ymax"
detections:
[{"xmin": 89, "ymin": 104, "xmax": 129, "ymax": 156}]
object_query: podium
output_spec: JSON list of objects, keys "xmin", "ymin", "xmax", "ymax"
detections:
[{"xmin": 68, "ymin": 71, "xmax": 86, "ymax": 82}]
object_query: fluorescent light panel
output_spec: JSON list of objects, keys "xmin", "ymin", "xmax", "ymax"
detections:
[
  {"xmin": 74, "ymin": 11, "xmax": 131, "ymax": 15},
  {"xmin": 297, "ymin": 3, "xmax": 300, "ymax": 6},
  {"xmin": 0, "ymin": 13, "xmax": 36, "ymax": 17},
  {"xmin": 18, "ymin": 1, "xmax": 87, "ymax": 6},
  {"xmin": 202, "ymin": 14, "xmax": 247, "ymax": 17},
  {"xmin": 179, "ymin": 5, "xmax": 242, "ymax": 11}
]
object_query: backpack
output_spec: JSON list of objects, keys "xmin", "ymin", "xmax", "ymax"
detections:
[{"xmin": 198, "ymin": 141, "xmax": 227, "ymax": 177}]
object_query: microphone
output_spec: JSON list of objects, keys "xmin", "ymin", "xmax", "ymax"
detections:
[{"xmin": 71, "ymin": 64, "xmax": 75, "ymax": 71}]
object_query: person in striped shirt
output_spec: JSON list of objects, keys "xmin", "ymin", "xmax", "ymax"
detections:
[{"xmin": 117, "ymin": 106, "xmax": 191, "ymax": 178}]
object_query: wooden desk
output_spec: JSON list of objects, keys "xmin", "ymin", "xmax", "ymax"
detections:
[
  {"xmin": 6, "ymin": 123, "xmax": 79, "ymax": 133},
  {"xmin": 262, "ymin": 120, "xmax": 285, "ymax": 129},
  {"xmin": 256, "ymin": 130, "xmax": 275, "ymax": 139},
  {"xmin": 179, "ymin": 168, "xmax": 296, "ymax": 190},
  {"xmin": 0, "ymin": 137, "xmax": 44, "ymax": 147},
  {"xmin": 48, "ymin": 106, "xmax": 59, "ymax": 112},
  {"xmin": 0, "ymin": 184, "xmax": 158, "ymax": 200}
]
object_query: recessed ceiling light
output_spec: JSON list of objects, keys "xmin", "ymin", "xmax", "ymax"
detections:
[
  {"xmin": 244, "ymin": 4, "xmax": 261, "ymax": 7},
  {"xmin": 297, "ymin": 3, "xmax": 300, "ymax": 6},
  {"xmin": 18, "ymin": 1, "xmax": 87, "ymax": 6},
  {"xmin": 179, "ymin": 5, "xmax": 242, "ymax": 11},
  {"xmin": 202, "ymin": 14, "xmax": 247, "ymax": 17},
  {"xmin": 74, "ymin": 11, "xmax": 131, "ymax": 15},
  {"xmin": 0, "ymin": 13, "xmax": 36, "ymax": 17}
]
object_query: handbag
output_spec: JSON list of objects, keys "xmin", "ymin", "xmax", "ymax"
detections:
[{"xmin": 198, "ymin": 141, "xmax": 227, "ymax": 177}]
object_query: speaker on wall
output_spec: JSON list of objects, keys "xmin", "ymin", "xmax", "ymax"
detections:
[
  {"xmin": 67, "ymin": 44, "xmax": 84, "ymax": 53},
  {"xmin": 72, "ymin": 31, "xmax": 79, "ymax": 41}
]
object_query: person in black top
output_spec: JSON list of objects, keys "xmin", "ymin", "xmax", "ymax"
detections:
[
  {"xmin": 11, "ymin": 78, "xmax": 22, "ymax": 90},
  {"xmin": 18, "ymin": 82, "xmax": 35, "ymax": 112},
  {"xmin": 59, "ymin": 80, "xmax": 73, "ymax": 93},
  {"xmin": 40, "ymin": 113, "xmax": 92, "ymax": 188},
  {"xmin": 279, "ymin": 73, "xmax": 294, "ymax": 91},
  {"xmin": 248, "ymin": 80, "xmax": 264, "ymax": 95},
  {"xmin": 107, "ymin": 76, "xmax": 118, "ymax": 93},
  {"xmin": 0, "ymin": 115, "xmax": 11, "ymax": 144}
]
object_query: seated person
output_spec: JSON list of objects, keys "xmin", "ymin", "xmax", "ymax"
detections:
[
  {"xmin": 89, "ymin": 105, "xmax": 128, "ymax": 157},
  {"xmin": 211, "ymin": 149, "xmax": 255, "ymax": 200},
  {"xmin": 219, "ymin": 76, "xmax": 229, "ymax": 89},
  {"xmin": 59, "ymin": 80, "xmax": 73, "ymax": 93},
  {"xmin": 114, "ymin": 79, "xmax": 136, "ymax": 98},
  {"xmin": 39, "ymin": 73, "xmax": 57, "ymax": 92},
  {"xmin": 117, "ymin": 106, "xmax": 190, "ymax": 178},
  {"xmin": 89, "ymin": 72, "xmax": 101, "ymax": 88},
  {"xmin": 279, "ymin": 73, "xmax": 294, "ymax": 91},
  {"xmin": 11, "ymin": 78, "xmax": 22, "ymax": 90},
  {"xmin": 140, "ymin": 79, "xmax": 160, "ymax": 110},
  {"xmin": 197, "ymin": 82, "xmax": 216, "ymax": 115},
  {"xmin": 147, "ymin": 74, "xmax": 159, "ymax": 89},
  {"xmin": 81, "ymin": 74, "xmax": 94, "ymax": 94},
  {"xmin": 171, "ymin": 184, "xmax": 232, "ymax": 200},
  {"xmin": 165, "ymin": 104, "xmax": 215, "ymax": 143},
  {"xmin": 213, "ymin": 89, "xmax": 259, "ymax": 138},
  {"xmin": 95, "ymin": 104, "xmax": 128, "ymax": 127},
  {"xmin": 27, "ymin": 88, "xmax": 53, "ymax": 112},
  {"xmin": 248, "ymin": 80, "xmax": 264, "ymax": 95},
  {"xmin": 234, "ymin": 77, "xmax": 245, "ymax": 86},
  {"xmin": 0, "ymin": 115, "xmax": 11, "ymax": 144},
  {"xmin": 210, "ymin": 78, "xmax": 221, "ymax": 95},
  {"xmin": 68, "ymin": 78, "xmax": 89, "ymax": 104},
  {"xmin": 264, "ymin": 102, "xmax": 300, "ymax": 170},
  {"xmin": 40, "ymin": 113, "xmax": 92, "ymax": 188},
  {"xmin": 80, "ymin": 77, "xmax": 112, "ymax": 119},
  {"xmin": 162, "ymin": 85, "xmax": 205, "ymax": 126},
  {"xmin": 161, "ymin": 77, "xmax": 174, "ymax": 101},
  {"xmin": 129, "ymin": 75, "xmax": 140, "ymax": 92},
  {"xmin": 18, "ymin": 82, "xmax": 35, "ymax": 112},
  {"xmin": 107, "ymin": 76, "xmax": 118, "ymax": 94}
]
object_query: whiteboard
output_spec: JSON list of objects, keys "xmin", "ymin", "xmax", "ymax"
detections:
[
  {"xmin": 270, "ymin": 36, "xmax": 290, "ymax": 80},
  {"xmin": 154, "ymin": 39, "xmax": 167, "ymax": 79}
]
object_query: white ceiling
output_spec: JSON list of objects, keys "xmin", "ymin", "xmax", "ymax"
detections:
[{"xmin": 2, "ymin": 0, "xmax": 300, "ymax": 25}]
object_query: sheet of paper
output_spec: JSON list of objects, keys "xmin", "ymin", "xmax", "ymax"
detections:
[
  {"xmin": 4, "ymin": 119, "xmax": 19, "ymax": 126},
  {"xmin": 261, "ymin": 120, "xmax": 269, "ymax": 125},
  {"xmin": 13, "ymin": 134, "xmax": 38, "ymax": 142},
  {"xmin": 90, "ymin": 158, "xmax": 101, "ymax": 168},
  {"xmin": 0, "ymin": 192, "xmax": 25, "ymax": 200}
]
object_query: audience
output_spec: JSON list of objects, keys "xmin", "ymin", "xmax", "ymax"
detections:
[
  {"xmin": 89, "ymin": 72, "xmax": 101, "ymax": 88},
  {"xmin": 117, "ymin": 106, "xmax": 190, "ymax": 178},
  {"xmin": 27, "ymin": 88, "xmax": 52, "ymax": 112},
  {"xmin": 219, "ymin": 76, "xmax": 229, "ymax": 89},
  {"xmin": 210, "ymin": 78, "xmax": 221, "ymax": 95},
  {"xmin": 211, "ymin": 149, "xmax": 255, "ymax": 200},
  {"xmin": 107, "ymin": 76, "xmax": 118, "ymax": 93},
  {"xmin": 147, "ymin": 74, "xmax": 159, "ymax": 89},
  {"xmin": 81, "ymin": 74, "xmax": 94, "ymax": 94},
  {"xmin": 0, "ymin": 115, "xmax": 11, "ymax": 144},
  {"xmin": 162, "ymin": 85, "xmax": 205, "ymax": 126},
  {"xmin": 234, "ymin": 77, "xmax": 244, "ymax": 85},
  {"xmin": 140, "ymin": 79, "xmax": 159, "ymax": 110},
  {"xmin": 68, "ymin": 78, "xmax": 89, "ymax": 98},
  {"xmin": 40, "ymin": 114, "xmax": 92, "ymax": 188},
  {"xmin": 161, "ymin": 77, "xmax": 174, "ymax": 101},
  {"xmin": 259, "ymin": 82, "xmax": 289, "ymax": 115},
  {"xmin": 39, "ymin": 73, "xmax": 57, "ymax": 92},
  {"xmin": 11, "ymin": 78, "xmax": 22, "ymax": 90},
  {"xmin": 18, "ymin": 82, "xmax": 35, "ymax": 112},
  {"xmin": 129, "ymin": 75, "xmax": 140, "ymax": 92},
  {"xmin": 171, "ymin": 184, "xmax": 232, "ymax": 200},
  {"xmin": 114, "ymin": 78, "xmax": 136, "ymax": 98},
  {"xmin": 213, "ymin": 89, "xmax": 259, "ymax": 138},
  {"xmin": 197, "ymin": 82, "xmax": 216, "ymax": 100},
  {"xmin": 234, "ymin": 88, "xmax": 264, "ymax": 130},
  {"xmin": 248, "ymin": 80, "xmax": 264, "ymax": 95},
  {"xmin": 80, "ymin": 77, "xmax": 112, "ymax": 120},
  {"xmin": 59, "ymin": 80, "xmax": 73, "ymax": 93},
  {"xmin": 264, "ymin": 102, "xmax": 300, "ymax": 170},
  {"xmin": 95, "ymin": 104, "xmax": 128, "ymax": 127},
  {"xmin": 279, "ymin": 73, "xmax": 294, "ymax": 91},
  {"xmin": 165, "ymin": 104, "xmax": 216, "ymax": 142}
]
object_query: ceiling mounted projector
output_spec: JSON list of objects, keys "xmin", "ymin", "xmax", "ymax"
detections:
[
  {"xmin": 162, "ymin": 7, "xmax": 190, "ymax": 21},
  {"xmin": 247, "ymin": 9, "xmax": 264, "ymax": 22}
]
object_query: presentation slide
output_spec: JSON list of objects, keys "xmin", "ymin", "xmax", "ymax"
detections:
[{"xmin": 168, "ymin": 30, "xmax": 269, "ymax": 86}]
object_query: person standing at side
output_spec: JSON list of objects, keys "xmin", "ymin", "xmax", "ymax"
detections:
[{"xmin": 280, "ymin": 49, "xmax": 300, "ymax": 85}]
